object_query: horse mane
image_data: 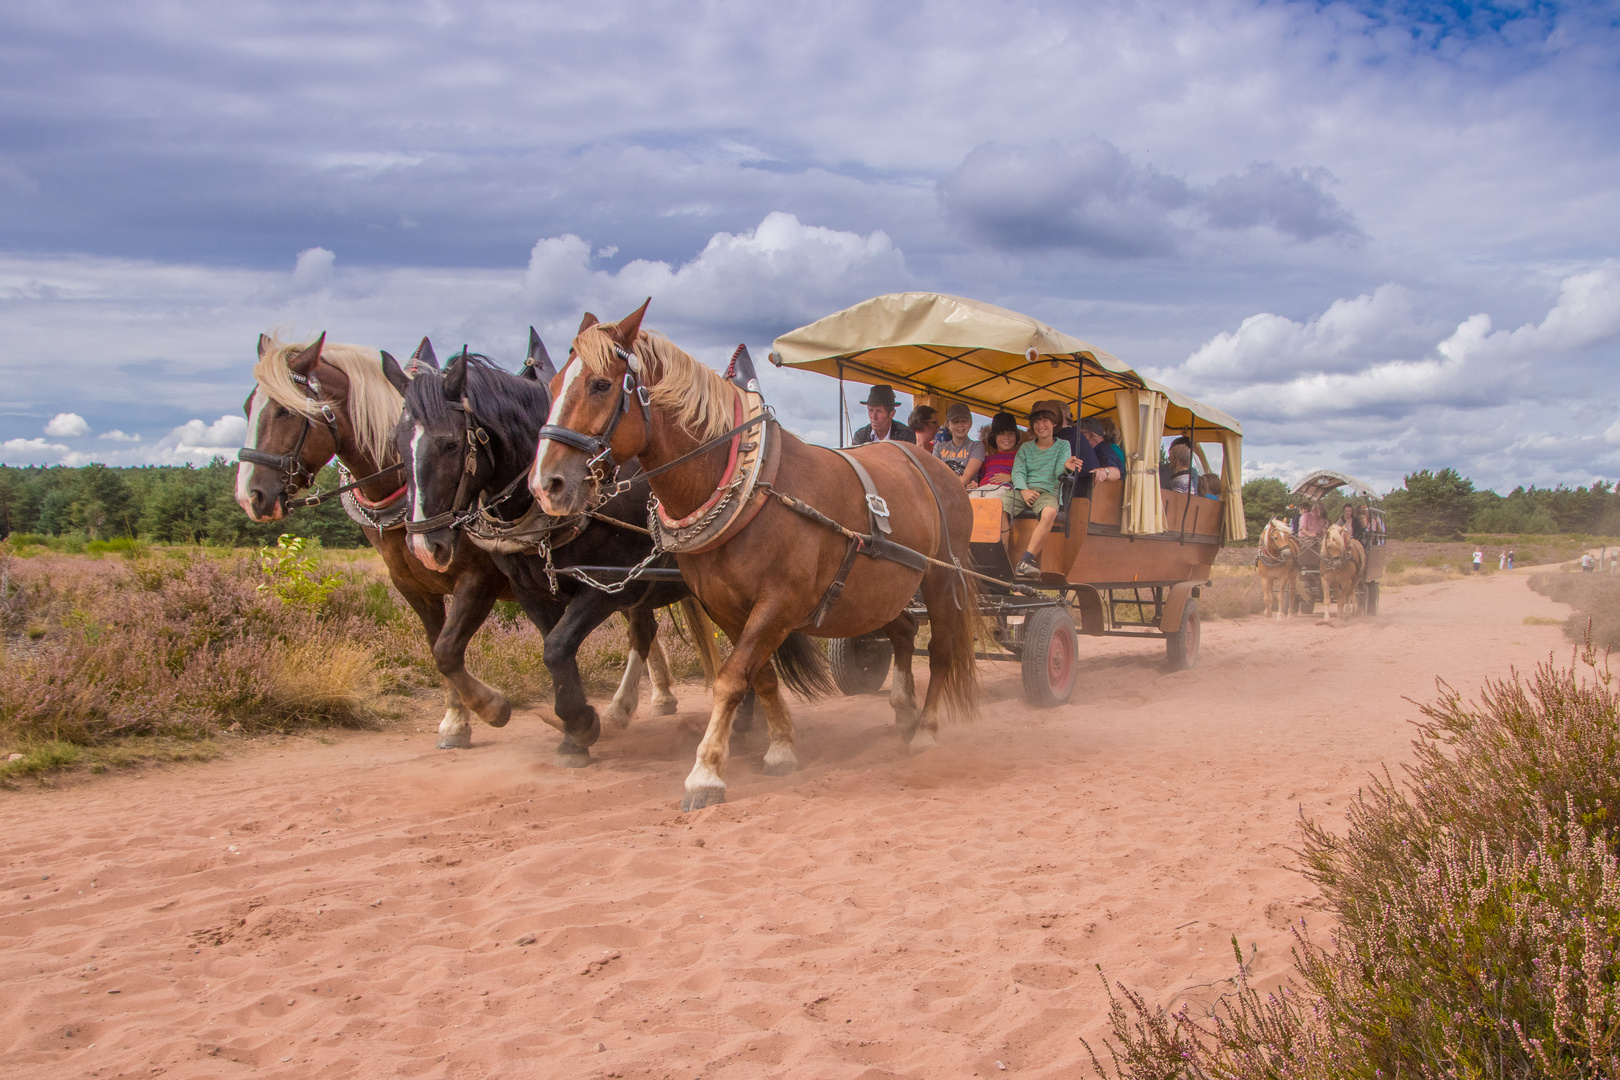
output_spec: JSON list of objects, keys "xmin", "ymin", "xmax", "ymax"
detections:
[
  {"xmin": 403, "ymin": 355, "xmax": 550, "ymax": 463},
  {"xmin": 254, "ymin": 336, "xmax": 402, "ymax": 467},
  {"xmin": 575, "ymin": 327, "xmax": 736, "ymax": 441}
]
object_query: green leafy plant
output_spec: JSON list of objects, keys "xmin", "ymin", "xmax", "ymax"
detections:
[{"xmin": 256, "ymin": 534, "xmax": 342, "ymax": 612}]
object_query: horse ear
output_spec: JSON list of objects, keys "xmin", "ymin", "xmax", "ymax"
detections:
[
  {"xmin": 608, "ymin": 299, "xmax": 651, "ymax": 346},
  {"xmin": 257, "ymin": 333, "xmax": 273, "ymax": 360},
  {"xmin": 289, "ymin": 333, "xmax": 324, "ymax": 375},
  {"xmin": 408, "ymin": 336, "xmax": 439, "ymax": 374},
  {"xmin": 577, "ymin": 312, "xmax": 599, "ymax": 334},
  {"xmin": 524, "ymin": 326, "xmax": 557, "ymax": 381},
  {"xmin": 380, "ymin": 351, "xmax": 410, "ymax": 395},
  {"xmin": 443, "ymin": 349, "xmax": 468, "ymax": 402}
]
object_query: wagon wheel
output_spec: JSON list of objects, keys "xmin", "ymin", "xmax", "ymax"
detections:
[
  {"xmin": 1364, "ymin": 580, "xmax": 1380, "ymax": 616},
  {"xmin": 1166, "ymin": 598, "xmax": 1201, "ymax": 671},
  {"xmin": 1021, "ymin": 606, "xmax": 1078, "ymax": 708},
  {"xmin": 827, "ymin": 633, "xmax": 892, "ymax": 696}
]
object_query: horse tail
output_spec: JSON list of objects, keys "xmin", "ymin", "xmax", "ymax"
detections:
[
  {"xmin": 932, "ymin": 569, "xmax": 983, "ymax": 724},
  {"xmin": 679, "ymin": 597, "xmax": 723, "ymax": 689},
  {"xmin": 772, "ymin": 632, "xmax": 837, "ymax": 700}
]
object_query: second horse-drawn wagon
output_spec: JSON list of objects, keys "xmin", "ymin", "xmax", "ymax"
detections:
[
  {"xmin": 1288, "ymin": 469, "xmax": 1388, "ymax": 616},
  {"xmin": 769, "ymin": 292, "xmax": 1248, "ymax": 707}
]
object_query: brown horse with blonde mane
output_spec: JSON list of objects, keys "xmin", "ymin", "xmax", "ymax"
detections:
[
  {"xmin": 530, "ymin": 302, "xmax": 980, "ymax": 810},
  {"xmin": 1255, "ymin": 517, "xmax": 1301, "ymax": 621},
  {"xmin": 1320, "ymin": 522, "xmax": 1365, "ymax": 622}
]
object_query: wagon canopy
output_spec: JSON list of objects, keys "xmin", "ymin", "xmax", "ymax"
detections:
[
  {"xmin": 1291, "ymin": 470, "xmax": 1382, "ymax": 503},
  {"xmin": 769, "ymin": 291, "xmax": 1241, "ymax": 437},
  {"xmin": 771, "ymin": 291, "xmax": 1247, "ymax": 541}
]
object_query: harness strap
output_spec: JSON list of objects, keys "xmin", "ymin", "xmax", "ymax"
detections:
[
  {"xmin": 879, "ymin": 441, "xmax": 967, "ymax": 610},
  {"xmin": 830, "ymin": 449, "xmax": 893, "ymax": 535}
]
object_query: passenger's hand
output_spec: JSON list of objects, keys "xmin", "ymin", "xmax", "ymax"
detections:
[
  {"xmin": 1021, "ymin": 489, "xmax": 1037, "ymax": 506},
  {"xmin": 1064, "ymin": 456, "xmax": 1081, "ymax": 472}
]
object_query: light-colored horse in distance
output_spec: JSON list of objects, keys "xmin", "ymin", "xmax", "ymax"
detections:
[
  {"xmin": 1255, "ymin": 518, "xmax": 1301, "ymax": 620},
  {"xmin": 1319, "ymin": 522, "xmax": 1365, "ymax": 622}
]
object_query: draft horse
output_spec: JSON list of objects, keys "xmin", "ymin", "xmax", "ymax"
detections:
[
  {"xmin": 393, "ymin": 348, "xmax": 722, "ymax": 767},
  {"xmin": 531, "ymin": 302, "xmax": 980, "ymax": 810},
  {"xmin": 1256, "ymin": 518, "xmax": 1301, "ymax": 621},
  {"xmin": 1320, "ymin": 522, "xmax": 1365, "ymax": 623}
]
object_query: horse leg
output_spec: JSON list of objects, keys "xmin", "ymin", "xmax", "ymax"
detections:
[
  {"xmin": 394, "ymin": 585, "xmax": 473, "ymax": 749},
  {"xmin": 910, "ymin": 565, "xmax": 969, "ymax": 752},
  {"xmin": 606, "ymin": 607, "xmax": 658, "ymax": 729},
  {"xmin": 428, "ymin": 573, "xmax": 511, "ymax": 736},
  {"xmin": 682, "ymin": 607, "xmax": 789, "ymax": 811},
  {"xmin": 540, "ymin": 590, "xmax": 622, "ymax": 768},
  {"xmin": 750, "ymin": 662, "xmax": 798, "ymax": 776},
  {"xmin": 644, "ymin": 634, "xmax": 677, "ymax": 718},
  {"xmin": 883, "ymin": 609, "xmax": 921, "ymax": 738}
]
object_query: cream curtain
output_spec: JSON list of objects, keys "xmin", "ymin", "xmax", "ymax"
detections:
[
  {"xmin": 1221, "ymin": 430, "xmax": 1247, "ymax": 541},
  {"xmin": 1114, "ymin": 389, "xmax": 1167, "ymax": 536}
]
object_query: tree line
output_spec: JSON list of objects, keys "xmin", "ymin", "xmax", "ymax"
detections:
[
  {"xmin": 0, "ymin": 460, "xmax": 368, "ymax": 548},
  {"xmin": 1243, "ymin": 469, "xmax": 1620, "ymax": 540}
]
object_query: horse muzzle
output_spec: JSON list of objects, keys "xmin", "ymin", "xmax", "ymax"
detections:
[{"xmin": 408, "ymin": 529, "xmax": 456, "ymax": 573}]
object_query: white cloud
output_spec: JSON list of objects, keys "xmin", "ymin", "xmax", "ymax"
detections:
[
  {"xmin": 99, "ymin": 429, "xmax": 141, "ymax": 441},
  {"xmin": 43, "ymin": 412, "xmax": 90, "ymax": 437},
  {"xmin": 292, "ymin": 247, "xmax": 335, "ymax": 292},
  {"xmin": 144, "ymin": 415, "xmax": 248, "ymax": 465},
  {"xmin": 1169, "ymin": 267, "xmax": 1620, "ymax": 422},
  {"xmin": 1, "ymin": 437, "xmax": 70, "ymax": 463},
  {"xmin": 1606, "ymin": 419, "xmax": 1620, "ymax": 445}
]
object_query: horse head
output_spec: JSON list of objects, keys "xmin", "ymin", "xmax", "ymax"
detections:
[
  {"xmin": 1323, "ymin": 523, "xmax": 1346, "ymax": 558},
  {"xmin": 531, "ymin": 302, "xmax": 653, "ymax": 517},
  {"xmin": 399, "ymin": 345, "xmax": 551, "ymax": 572},
  {"xmin": 236, "ymin": 334, "xmax": 341, "ymax": 521}
]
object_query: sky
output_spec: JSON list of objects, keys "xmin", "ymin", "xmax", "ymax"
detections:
[{"xmin": 2, "ymin": 0, "xmax": 1618, "ymax": 494}]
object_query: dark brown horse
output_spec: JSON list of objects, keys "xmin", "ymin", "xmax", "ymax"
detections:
[
  {"xmin": 530, "ymin": 303, "xmax": 979, "ymax": 810},
  {"xmin": 235, "ymin": 333, "xmax": 516, "ymax": 748}
]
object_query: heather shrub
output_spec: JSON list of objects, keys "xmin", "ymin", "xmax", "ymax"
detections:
[
  {"xmin": 1531, "ymin": 571, "xmax": 1620, "ymax": 651},
  {"xmin": 1090, "ymin": 640, "xmax": 1620, "ymax": 1078}
]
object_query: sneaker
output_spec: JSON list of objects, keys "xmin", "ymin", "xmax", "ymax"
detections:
[{"xmin": 1015, "ymin": 554, "xmax": 1041, "ymax": 579}]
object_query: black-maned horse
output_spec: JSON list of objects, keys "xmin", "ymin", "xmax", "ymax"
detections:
[{"xmin": 392, "ymin": 349, "xmax": 727, "ymax": 768}]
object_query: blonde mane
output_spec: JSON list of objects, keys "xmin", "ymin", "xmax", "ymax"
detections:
[
  {"xmin": 573, "ymin": 326, "xmax": 737, "ymax": 442},
  {"xmin": 253, "ymin": 337, "xmax": 403, "ymax": 467}
]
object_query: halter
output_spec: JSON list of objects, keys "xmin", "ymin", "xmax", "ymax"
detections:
[
  {"xmin": 536, "ymin": 345, "xmax": 652, "ymax": 482},
  {"xmin": 404, "ymin": 394, "xmax": 503, "ymax": 536},
  {"xmin": 236, "ymin": 371, "xmax": 344, "ymax": 500}
]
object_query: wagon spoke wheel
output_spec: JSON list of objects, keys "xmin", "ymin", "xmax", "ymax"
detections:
[
  {"xmin": 1021, "ymin": 606, "xmax": 1078, "ymax": 707},
  {"xmin": 1166, "ymin": 598, "xmax": 1201, "ymax": 671}
]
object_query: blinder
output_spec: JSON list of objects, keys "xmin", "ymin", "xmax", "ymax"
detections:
[{"xmin": 535, "ymin": 345, "xmax": 652, "ymax": 477}]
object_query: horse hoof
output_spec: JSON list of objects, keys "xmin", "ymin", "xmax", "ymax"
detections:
[
  {"xmin": 569, "ymin": 710, "xmax": 603, "ymax": 748},
  {"xmin": 908, "ymin": 731, "xmax": 939, "ymax": 754},
  {"xmin": 651, "ymin": 699, "xmax": 678, "ymax": 716},
  {"xmin": 680, "ymin": 786, "xmax": 726, "ymax": 811},
  {"xmin": 604, "ymin": 707, "xmax": 634, "ymax": 731},
  {"xmin": 436, "ymin": 730, "xmax": 472, "ymax": 750},
  {"xmin": 761, "ymin": 760, "xmax": 797, "ymax": 777},
  {"xmin": 484, "ymin": 699, "xmax": 513, "ymax": 728},
  {"xmin": 554, "ymin": 740, "xmax": 591, "ymax": 769}
]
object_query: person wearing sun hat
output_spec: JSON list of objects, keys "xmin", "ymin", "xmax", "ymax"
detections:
[{"xmin": 850, "ymin": 384, "xmax": 916, "ymax": 445}]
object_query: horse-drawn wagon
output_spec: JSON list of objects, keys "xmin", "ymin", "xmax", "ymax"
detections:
[
  {"xmin": 1288, "ymin": 469, "xmax": 1387, "ymax": 616},
  {"xmin": 769, "ymin": 292, "xmax": 1248, "ymax": 707}
]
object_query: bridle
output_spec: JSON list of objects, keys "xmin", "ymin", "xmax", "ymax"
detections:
[
  {"xmin": 237, "ymin": 371, "xmax": 344, "ymax": 502},
  {"xmin": 536, "ymin": 345, "xmax": 652, "ymax": 484},
  {"xmin": 237, "ymin": 370, "xmax": 406, "ymax": 510},
  {"xmin": 403, "ymin": 393, "xmax": 506, "ymax": 536}
]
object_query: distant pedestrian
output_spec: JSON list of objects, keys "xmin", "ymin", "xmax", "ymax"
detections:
[
  {"xmin": 1583, "ymin": 553, "xmax": 1595, "ymax": 573},
  {"xmin": 1499, "ymin": 551, "xmax": 1506, "ymax": 570},
  {"xmin": 1507, "ymin": 549, "xmax": 1514, "ymax": 569},
  {"xmin": 1472, "ymin": 549, "xmax": 1483, "ymax": 574}
]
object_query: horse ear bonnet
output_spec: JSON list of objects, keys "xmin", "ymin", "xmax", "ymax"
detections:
[{"xmin": 406, "ymin": 336, "xmax": 438, "ymax": 377}]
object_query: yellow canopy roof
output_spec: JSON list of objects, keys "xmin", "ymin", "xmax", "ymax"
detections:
[{"xmin": 770, "ymin": 291, "xmax": 1240, "ymax": 436}]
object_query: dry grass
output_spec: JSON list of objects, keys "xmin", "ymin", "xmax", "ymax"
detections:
[
  {"xmin": 1089, "ymin": 639, "xmax": 1620, "ymax": 1078},
  {"xmin": 1530, "ymin": 569, "xmax": 1620, "ymax": 651}
]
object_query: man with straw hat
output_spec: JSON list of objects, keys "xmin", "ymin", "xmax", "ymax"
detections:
[{"xmin": 851, "ymin": 385, "xmax": 917, "ymax": 445}]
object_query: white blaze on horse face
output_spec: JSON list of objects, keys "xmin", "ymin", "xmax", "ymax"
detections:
[
  {"xmin": 407, "ymin": 423, "xmax": 437, "ymax": 568},
  {"xmin": 534, "ymin": 356, "xmax": 585, "ymax": 460},
  {"xmin": 234, "ymin": 388, "xmax": 269, "ymax": 514}
]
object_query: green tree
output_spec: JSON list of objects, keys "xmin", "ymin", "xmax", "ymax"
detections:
[
  {"xmin": 1384, "ymin": 468, "xmax": 1475, "ymax": 539},
  {"xmin": 1242, "ymin": 476, "xmax": 1290, "ymax": 538}
]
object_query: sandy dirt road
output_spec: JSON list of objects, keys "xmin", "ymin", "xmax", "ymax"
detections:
[{"xmin": 0, "ymin": 571, "xmax": 1580, "ymax": 1079}]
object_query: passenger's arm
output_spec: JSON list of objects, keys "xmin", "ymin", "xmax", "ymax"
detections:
[{"xmin": 960, "ymin": 456, "xmax": 983, "ymax": 487}]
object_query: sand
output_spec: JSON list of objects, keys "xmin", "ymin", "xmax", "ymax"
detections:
[{"xmin": 0, "ymin": 570, "xmax": 1580, "ymax": 1079}]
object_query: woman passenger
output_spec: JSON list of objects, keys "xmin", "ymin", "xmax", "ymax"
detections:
[
  {"xmin": 974, "ymin": 412, "xmax": 1021, "ymax": 489},
  {"xmin": 907, "ymin": 405, "xmax": 941, "ymax": 449}
]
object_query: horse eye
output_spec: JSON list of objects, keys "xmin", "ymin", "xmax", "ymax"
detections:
[{"xmin": 590, "ymin": 378, "xmax": 612, "ymax": 393}]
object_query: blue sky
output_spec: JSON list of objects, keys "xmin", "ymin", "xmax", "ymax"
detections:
[{"xmin": 2, "ymin": 0, "xmax": 1617, "ymax": 492}]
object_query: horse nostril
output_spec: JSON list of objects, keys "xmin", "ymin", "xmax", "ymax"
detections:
[{"xmin": 544, "ymin": 475, "xmax": 564, "ymax": 497}]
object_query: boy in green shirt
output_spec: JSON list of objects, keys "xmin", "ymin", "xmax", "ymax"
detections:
[{"xmin": 1000, "ymin": 403, "xmax": 1078, "ymax": 578}]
